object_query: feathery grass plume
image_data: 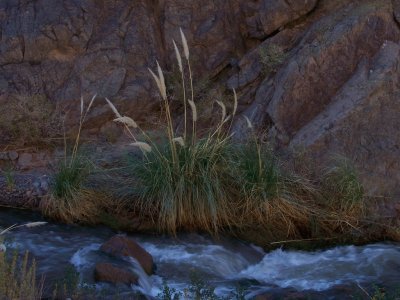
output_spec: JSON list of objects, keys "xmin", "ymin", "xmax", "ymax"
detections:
[
  {"xmin": 24, "ymin": 222, "xmax": 47, "ymax": 228},
  {"xmin": 188, "ymin": 100, "xmax": 197, "ymax": 122},
  {"xmin": 105, "ymin": 98, "xmax": 122, "ymax": 118},
  {"xmin": 149, "ymin": 68, "xmax": 162, "ymax": 94},
  {"xmin": 244, "ymin": 116, "xmax": 253, "ymax": 129},
  {"xmin": 216, "ymin": 101, "xmax": 227, "ymax": 123},
  {"xmin": 180, "ymin": 28, "xmax": 189, "ymax": 60},
  {"xmin": 172, "ymin": 137, "xmax": 185, "ymax": 147},
  {"xmin": 189, "ymin": 99, "xmax": 198, "ymax": 144},
  {"xmin": 87, "ymin": 93, "xmax": 97, "ymax": 112},
  {"xmin": 72, "ymin": 94, "xmax": 97, "ymax": 162},
  {"xmin": 80, "ymin": 96, "xmax": 84, "ymax": 115},
  {"xmin": 173, "ymin": 38, "xmax": 188, "ymax": 138},
  {"xmin": 114, "ymin": 116, "xmax": 138, "ymax": 128},
  {"xmin": 232, "ymin": 89, "xmax": 238, "ymax": 117},
  {"xmin": 0, "ymin": 222, "xmax": 47, "ymax": 236},
  {"xmin": 173, "ymin": 40, "xmax": 183, "ymax": 73},
  {"xmin": 156, "ymin": 61, "xmax": 167, "ymax": 101},
  {"xmin": 131, "ymin": 142, "xmax": 152, "ymax": 153},
  {"xmin": 180, "ymin": 27, "xmax": 194, "ymax": 111}
]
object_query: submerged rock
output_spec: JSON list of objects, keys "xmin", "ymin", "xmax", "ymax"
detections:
[{"xmin": 100, "ymin": 235, "xmax": 154, "ymax": 275}]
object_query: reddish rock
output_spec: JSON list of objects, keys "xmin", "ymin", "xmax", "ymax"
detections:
[
  {"xmin": 100, "ymin": 235, "xmax": 154, "ymax": 275},
  {"xmin": 267, "ymin": 1, "xmax": 400, "ymax": 141},
  {"xmin": 243, "ymin": 0, "xmax": 318, "ymax": 39},
  {"xmin": 290, "ymin": 41, "xmax": 400, "ymax": 197},
  {"xmin": 94, "ymin": 263, "xmax": 138, "ymax": 285}
]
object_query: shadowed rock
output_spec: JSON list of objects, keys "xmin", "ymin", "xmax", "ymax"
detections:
[
  {"xmin": 290, "ymin": 41, "xmax": 400, "ymax": 197},
  {"xmin": 100, "ymin": 235, "xmax": 154, "ymax": 275},
  {"xmin": 94, "ymin": 262, "xmax": 138, "ymax": 285}
]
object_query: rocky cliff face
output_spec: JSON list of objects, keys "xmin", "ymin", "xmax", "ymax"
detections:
[{"xmin": 1, "ymin": 0, "xmax": 400, "ymax": 197}]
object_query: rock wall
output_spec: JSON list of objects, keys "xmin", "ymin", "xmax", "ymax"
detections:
[{"xmin": 1, "ymin": 0, "xmax": 400, "ymax": 197}]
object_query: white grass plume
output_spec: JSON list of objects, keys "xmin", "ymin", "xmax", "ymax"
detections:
[
  {"xmin": 188, "ymin": 100, "xmax": 197, "ymax": 122},
  {"xmin": 131, "ymin": 142, "xmax": 152, "ymax": 153},
  {"xmin": 114, "ymin": 116, "xmax": 138, "ymax": 128},
  {"xmin": 0, "ymin": 222, "xmax": 47, "ymax": 235},
  {"xmin": 149, "ymin": 68, "xmax": 162, "ymax": 94},
  {"xmin": 180, "ymin": 28, "xmax": 189, "ymax": 60},
  {"xmin": 80, "ymin": 96, "xmax": 84, "ymax": 115},
  {"xmin": 172, "ymin": 137, "xmax": 185, "ymax": 147},
  {"xmin": 216, "ymin": 100, "xmax": 227, "ymax": 123},
  {"xmin": 149, "ymin": 62, "xmax": 167, "ymax": 101},
  {"xmin": 106, "ymin": 98, "xmax": 122, "ymax": 118},
  {"xmin": 157, "ymin": 61, "xmax": 167, "ymax": 100},
  {"xmin": 233, "ymin": 89, "xmax": 238, "ymax": 117},
  {"xmin": 87, "ymin": 94, "xmax": 97, "ymax": 112},
  {"xmin": 173, "ymin": 40, "xmax": 183, "ymax": 73},
  {"xmin": 244, "ymin": 115, "xmax": 253, "ymax": 129}
]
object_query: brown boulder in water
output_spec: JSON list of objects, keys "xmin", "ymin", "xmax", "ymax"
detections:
[{"xmin": 100, "ymin": 235, "xmax": 154, "ymax": 275}]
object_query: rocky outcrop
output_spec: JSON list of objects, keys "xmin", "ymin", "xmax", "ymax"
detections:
[
  {"xmin": 237, "ymin": 1, "xmax": 400, "ymax": 142},
  {"xmin": 290, "ymin": 41, "xmax": 400, "ymax": 197},
  {"xmin": 2, "ymin": 0, "xmax": 400, "ymax": 199},
  {"xmin": 243, "ymin": 0, "xmax": 318, "ymax": 39},
  {"xmin": 100, "ymin": 235, "xmax": 154, "ymax": 275},
  {"xmin": 267, "ymin": 1, "xmax": 399, "ymax": 141},
  {"xmin": 228, "ymin": 0, "xmax": 400, "ymax": 198},
  {"xmin": 0, "ymin": 0, "xmax": 246, "ymax": 132},
  {"xmin": 94, "ymin": 263, "xmax": 138, "ymax": 285}
]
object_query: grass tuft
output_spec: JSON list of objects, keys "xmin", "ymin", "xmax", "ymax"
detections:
[{"xmin": 0, "ymin": 251, "xmax": 43, "ymax": 300}]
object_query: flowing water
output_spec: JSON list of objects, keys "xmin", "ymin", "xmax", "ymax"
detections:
[{"xmin": 1, "ymin": 208, "xmax": 400, "ymax": 299}]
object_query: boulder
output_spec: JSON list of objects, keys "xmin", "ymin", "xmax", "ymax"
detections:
[
  {"xmin": 94, "ymin": 263, "xmax": 138, "ymax": 285},
  {"xmin": 290, "ymin": 41, "xmax": 400, "ymax": 197},
  {"xmin": 100, "ymin": 235, "xmax": 154, "ymax": 275}
]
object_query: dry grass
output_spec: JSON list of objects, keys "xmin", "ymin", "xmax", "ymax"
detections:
[
  {"xmin": 39, "ymin": 31, "xmax": 370, "ymax": 243},
  {"xmin": 0, "ymin": 251, "xmax": 43, "ymax": 300},
  {"xmin": 103, "ymin": 30, "xmax": 353, "ymax": 237},
  {"xmin": 44, "ymin": 95, "xmax": 114, "ymax": 224},
  {"xmin": 0, "ymin": 94, "xmax": 62, "ymax": 148},
  {"xmin": 0, "ymin": 223, "xmax": 46, "ymax": 300}
]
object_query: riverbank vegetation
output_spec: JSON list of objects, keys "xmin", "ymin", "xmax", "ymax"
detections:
[{"xmin": 39, "ymin": 30, "xmax": 395, "ymax": 249}]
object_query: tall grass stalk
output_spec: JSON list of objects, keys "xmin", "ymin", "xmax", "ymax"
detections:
[
  {"xmin": 46, "ymin": 95, "xmax": 98, "ymax": 223},
  {"xmin": 106, "ymin": 29, "xmax": 241, "ymax": 233}
]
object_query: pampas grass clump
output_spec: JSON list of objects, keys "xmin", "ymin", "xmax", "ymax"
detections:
[{"xmin": 105, "ymin": 29, "xmax": 323, "ymax": 235}]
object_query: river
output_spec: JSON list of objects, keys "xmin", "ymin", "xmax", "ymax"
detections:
[{"xmin": 1, "ymin": 208, "xmax": 399, "ymax": 299}]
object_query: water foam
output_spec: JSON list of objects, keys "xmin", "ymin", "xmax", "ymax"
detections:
[{"xmin": 237, "ymin": 244, "xmax": 400, "ymax": 291}]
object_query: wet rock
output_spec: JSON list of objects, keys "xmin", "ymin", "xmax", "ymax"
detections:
[
  {"xmin": 94, "ymin": 263, "xmax": 138, "ymax": 285},
  {"xmin": 100, "ymin": 235, "xmax": 154, "ymax": 275}
]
